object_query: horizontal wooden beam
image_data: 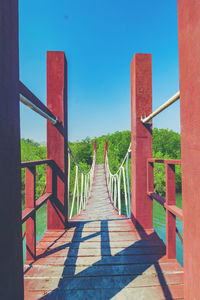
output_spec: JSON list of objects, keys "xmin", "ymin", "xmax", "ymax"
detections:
[
  {"xmin": 147, "ymin": 192, "xmax": 165, "ymax": 206},
  {"xmin": 147, "ymin": 192, "xmax": 183, "ymax": 220},
  {"xmin": 22, "ymin": 208, "xmax": 35, "ymax": 223},
  {"xmin": 148, "ymin": 158, "xmax": 181, "ymax": 165},
  {"xmin": 21, "ymin": 159, "xmax": 53, "ymax": 168},
  {"xmin": 35, "ymin": 192, "xmax": 52, "ymax": 210},
  {"xmin": 22, "ymin": 193, "xmax": 52, "ymax": 224}
]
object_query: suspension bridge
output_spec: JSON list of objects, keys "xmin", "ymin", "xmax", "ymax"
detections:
[{"xmin": 1, "ymin": 1, "xmax": 200, "ymax": 299}]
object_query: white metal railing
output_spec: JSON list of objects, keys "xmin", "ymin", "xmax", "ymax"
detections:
[
  {"xmin": 104, "ymin": 144, "xmax": 131, "ymax": 218},
  {"xmin": 141, "ymin": 91, "xmax": 180, "ymax": 124},
  {"xmin": 68, "ymin": 146, "xmax": 96, "ymax": 219}
]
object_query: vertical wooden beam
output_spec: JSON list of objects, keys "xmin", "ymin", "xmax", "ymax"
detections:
[
  {"xmin": 131, "ymin": 54, "xmax": 153, "ymax": 229},
  {"xmin": 147, "ymin": 162, "xmax": 154, "ymax": 194},
  {"xmin": 0, "ymin": 1, "xmax": 24, "ymax": 298},
  {"xmin": 177, "ymin": 0, "xmax": 200, "ymax": 298},
  {"xmin": 47, "ymin": 51, "xmax": 68, "ymax": 229},
  {"xmin": 25, "ymin": 166, "xmax": 36, "ymax": 262},
  {"xmin": 104, "ymin": 141, "xmax": 108, "ymax": 164},
  {"xmin": 166, "ymin": 164, "xmax": 176, "ymax": 258}
]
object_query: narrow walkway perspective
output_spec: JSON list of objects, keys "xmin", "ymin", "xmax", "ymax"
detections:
[{"xmin": 24, "ymin": 164, "xmax": 184, "ymax": 299}]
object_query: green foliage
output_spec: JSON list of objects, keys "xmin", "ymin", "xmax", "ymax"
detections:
[
  {"xmin": 153, "ymin": 128, "xmax": 181, "ymax": 196},
  {"xmin": 21, "ymin": 139, "xmax": 47, "ymax": 206},
  {"xmin": 21, "ymin": 128, "xmax": 181, "ymax": 210}
]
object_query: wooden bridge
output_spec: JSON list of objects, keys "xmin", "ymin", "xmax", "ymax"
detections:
[
  {"xmin": 1, "ymin": 1, "xmax": 200, "ymax": 299},
  {"xmin": 24, "ymin": 164, "xmax": 183, "ymax": 299}
]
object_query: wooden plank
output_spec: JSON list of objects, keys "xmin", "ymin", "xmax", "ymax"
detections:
[
  {"xmin": 24, "ymin": 262, "xmax": 183, "ymax": 279},
  {"xmin": 35, "ymin": 245, "xmax": 166, "ymax": 258},
  {"xmin": 35, "ymin": 192, "xmax": 52, "ymax": 210},
  {"xmin": 167, "ymin": 205, "xmax": 183, "ymax": 220},
  {"xmin": 21, "ymin": 159, "xmax": 53, "ymax": 168},
  {"xmin": 148, "ymin": 158, "xmax": 181, "ymax": 165},
  {"xmin": 36, "ymin": 239, "xmax": 166, "ymax": 250},
  {"xmin": 24, "ymin": 285, "xmax": 184, "ymax": 300},
  {"xmin": 22, "ymin": 208, "xmax": 35, "ymax": 223},
  {"xmin": 24, "ymin": 273, "xmax": 184, "ymax": 290}
]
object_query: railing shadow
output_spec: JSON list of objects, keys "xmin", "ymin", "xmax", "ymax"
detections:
[{"xmin": 25, "ymin": 218, "xmax": 175, "ymax": 300}]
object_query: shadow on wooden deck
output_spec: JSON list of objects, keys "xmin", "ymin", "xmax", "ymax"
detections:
[{"xmin": 24, "ymin": 219, "xmax": 183, "ymax": 299}]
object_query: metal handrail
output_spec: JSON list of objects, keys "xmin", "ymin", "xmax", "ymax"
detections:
[
  {"xmin": 20, "ymin": 94, "xmax": 58, "ymax": 125},
  {"xmin": 141, "ymin": 91, "xmax": 180, "ymax": 124}
]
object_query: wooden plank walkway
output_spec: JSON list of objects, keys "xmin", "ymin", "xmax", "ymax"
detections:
[{"xmin": 24, "ymin": 164, "xmax": 184, "ymax": 299}]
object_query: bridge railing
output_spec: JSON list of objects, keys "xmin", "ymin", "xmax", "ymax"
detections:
[
  {"xmin": 21, "ymin": 159, "xmax": 53, "ymax": 262},
  {"xmin": 147, "ymin": 158, "xmax": 183, "ymax": 259},
  {"xmin": 17, "ymin": 51, "xmax": 68, "ymax": 267},
  {"xmin": 104, "ymin": 142, "xmax": 131, "ymax": 218},
  {"xmin": 68, "ymin": 144, "xmax": 96, "ymax": 219}
]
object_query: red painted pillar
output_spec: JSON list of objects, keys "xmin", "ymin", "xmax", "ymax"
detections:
[
  {"xmin": 166, "ymin": 164, "xmax": 176, "ymax": 258},
  {"xmin": 177, "ymin": 1, "xmax": 200, "ymax": 298},
  {"xmin": 47, "ymin": 51, "xmax": 68, "ymax": 229},
  {"xmin": 25, "ymin": 167, "xmax": 36, "ymax": 261},
  {"xmin": 104, "ymin": 141, "xmax": 108, "ymax": 164},
  {"xmin": 0, "ymin": 1, "xmax": 24, "ymax": 299},
  {"xmin": 131, "ymin": 54, "xmax": 153, "ymax": 230},
  {"xmin": 94, "ymin": 141, "xmax": 97, "ymax": 152}
]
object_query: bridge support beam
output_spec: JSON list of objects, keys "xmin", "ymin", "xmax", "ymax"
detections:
[
  {"xmin": 178, "ymin": 1, "xmax": 200, "ymax": 298},
  {"xmin": 131, "ymin": 54, "xmax": 153, "ymax": 230},
  {"xmin": 47, "ymin": 51, "xmax": 68, "ymax": 229},
  {"xmin": 0, "ymin": 1, "xmax": 24, "ymax": 299}
]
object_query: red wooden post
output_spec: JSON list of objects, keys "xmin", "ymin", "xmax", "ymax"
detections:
[
  {"xmin": 94, "ymin": 140, "xmax": 97, "ymax": 152},
  {"xmin": 131, "ymin": 54, "xmax": 153, "ymax": 229},
  {"xmin": 104, "ymin": 141, "xmax": 108, "ymax": 164},
  {"xmin": 165, "ymin": 164, "xmax": 176, "ymax": 258},
  {"xmin": 47, "ymin": 51, "xmax": 68, "ymax": 229},
  {"xmin": 0, "ymin": 0, "xmax": 24, "ymax": 298},
  {"xmin": 25, "ymin": 166, "xmax": 36, "ymax": 261},
  {"xmin": 147, "ymin": 162, "xmax": 154, "ymax": 194},
  {"xmin": 177, "ymin": 1, "xmax": 200, "ymax": 298}
]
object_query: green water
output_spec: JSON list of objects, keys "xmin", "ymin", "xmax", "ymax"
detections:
[{"xmin": 153, "ymin": 193, "xmax": 183, "ymax": 266}]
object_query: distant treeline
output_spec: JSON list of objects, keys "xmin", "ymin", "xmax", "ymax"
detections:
[{"xmin": 21, "ymin": 128, "xmax": 181, "ymax": 203}]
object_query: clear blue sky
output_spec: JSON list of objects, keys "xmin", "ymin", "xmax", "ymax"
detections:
[{"xmin": 19, "ymin": 0, "xmax": 180, "ymax": 143}]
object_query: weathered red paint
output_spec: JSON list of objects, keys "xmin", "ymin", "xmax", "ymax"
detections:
[
  {"xmin": 0, "ymin": 0, "xmax": 24, "ymax": 298},
  {"xmin": 25, "ymin": 167, "xmax": 36, "ymax": 261},
  {"xmin": 104, "ymin": 141, "xmax": 108, "ymax": 163},
  {"xmin": 147, "ymin": 162, "xmax": 154, "ymax": 194},
  {"xmin": 165, "ymin": 164, "xmax": 176, "ymax": 259},
  {"xmin": 131, "ymin": 54, "xmax": 153, "ymax": 229},
  {"xmin": 47, "ymin": 51, "xmax": 68, "ymax": 229},
  {"xmin": 94, "ymin": 141, "xmax": 97, "ymax": 152},
  {"xmin": 177, "ymin": 0, "xmax": 200, "ymax": 298}
]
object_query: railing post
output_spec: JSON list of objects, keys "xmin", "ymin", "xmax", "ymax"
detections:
[
  {"xmin": 147, "ymin": 161, "xmax": 154, "ymax": 194},
  {"xmin": 0, "ymin": 1, "xmax": 24, "ymax": 299},
  {"xmin": 94, "ymin": 141, "xmax": 97, "ymax": 152},
  {"xmin": 177, "ymin": 1, "xmax": 200, "ymax": 298},
  {"xmin": 25, "ymin": 166, "xmax": 36, "ymax": 262},
  {"xmin": 131, "ymin": 54, "xmax": 153, "ymax": 229},
  {"xmin": 104, "ymin": 141, "xmax": 108, "ymax": 164},
  {"xmin": 47, "ymin": 51, "xmax": 68, "ymax": 229},
  {"xmin": 165, "ymin": 164, "xmax": 176, "ymax": 259}
]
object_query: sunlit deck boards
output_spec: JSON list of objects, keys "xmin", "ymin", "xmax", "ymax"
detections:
[{"xmin": 24, "ymin": 164, "xmax": 184, "ymax": 299}]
